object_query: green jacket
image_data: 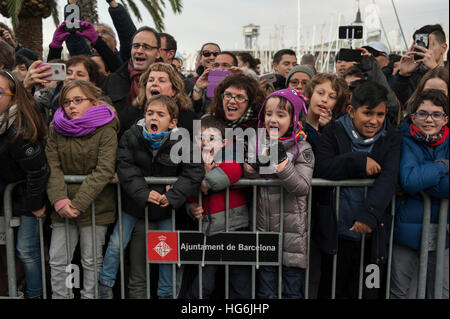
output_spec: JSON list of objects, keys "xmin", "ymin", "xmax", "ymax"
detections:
[{"xmin": 45, "ymin": 115, "xmax": 119, "ymax": 227}]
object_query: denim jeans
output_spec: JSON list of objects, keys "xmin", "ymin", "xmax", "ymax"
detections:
[
  {"xmin": 128, "ymin": 217, "xmax": 174, "ymax": 298},
  {"xmin": 49, "ymin": 222, "xmax": 107, "ymax": 299},
  {"xmin": 16, "ymin": 216, "xmax": 42, "ymax": 298},
  {"xmin": 258, "ymin": 266, "xmax": 305, "ymax": 299},
  {"xmin": 99, "ymin": 211, "xmax": 138, "ymax": 288}
]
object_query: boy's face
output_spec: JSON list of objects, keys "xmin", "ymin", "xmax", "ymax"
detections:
[
  {"xmin": 428, "ymin": 33, "xmax": 447, "ymax": 65},
  {"xmin": 348, "ymin": 102, "xmax": 387, "ymax": 138},
  {"xmin": 309, "ymin": 80, "xmax": 337, "ymax": 117},
  {"xmin": 264, "ymin": 97, "xmax": 292, "ymax": 139},
  {"xmin": 145, "ymin": 102, "xmax": 177, "ymax": 134},
  {"xmin": 411, "ymin": 100, "xmax": 448, "ymax": 136},
  {"xmin": 13, "ymin": 63, "xmax": 28, "ymax": 79},
  {"xmin": 336, "ymin": 60, "xmax": 356, "ymax": 77},
  {"xmin": 200, "ymin": 127, "xmax": 226, "ymax": 163},
  {"xmin": 274, "ymin": 54, "xmax": 297, "ymax": 78}
]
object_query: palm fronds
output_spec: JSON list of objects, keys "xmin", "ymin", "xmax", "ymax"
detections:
[{"xmin": 7, "ymin": 0, "xmax": 24, "ymax": 27}]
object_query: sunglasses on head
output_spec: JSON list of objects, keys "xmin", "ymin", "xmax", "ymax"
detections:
[{"xmin": 202, "ymin": 50, "xmax": 220, "ymax": 58}]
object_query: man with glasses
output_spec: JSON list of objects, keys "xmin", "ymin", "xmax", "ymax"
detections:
[
  {"xmin": 103, "ymin": 26, "xmax": 160, "ymax": 122},
  {"xmin": 158, "ymin": 33, "xmax": 194, "ymax": 95},
  {"xmin": 192, "ymin": 51, "xmax": 238, "ymax": 115},
  {"xmin": 159, "ymin": 33, "xmax": 177, "ymax": 64}
]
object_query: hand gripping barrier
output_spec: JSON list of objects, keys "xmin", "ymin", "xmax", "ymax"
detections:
[{"xmin": 1, "ymin": 176, "xmax": 448, "ymax": 299}]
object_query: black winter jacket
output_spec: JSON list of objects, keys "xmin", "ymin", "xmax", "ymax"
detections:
[
  {"xmin": 393, "ymin": 65, "xmax": 428, "ymax": 107},
  {"xmin": 0, "ymin": 125, "xmax": 49, "ymax": 217},
  {"xmin": 103, "ymin": 61, "xmax": 130, "ymax": 118},
  {"xmin": 314, "ymin": 119, "xmax": 402, "ymax": 264},
  {"xmin": 117, "ymin": 123, "xmax": 204, "ymax": 220}
]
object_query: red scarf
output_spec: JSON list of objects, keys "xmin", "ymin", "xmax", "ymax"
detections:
[
  {"xmin": 410, "ymin": 124, "xmax": 449, "ymax": 147},
  {"xmin": 127, "ymin": 60, "xmax": 144, "ymax": 106}
]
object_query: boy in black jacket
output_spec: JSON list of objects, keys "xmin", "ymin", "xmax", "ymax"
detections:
[
  {"xmin": 314, "ymin": 81, "xmax": 402, "ymax": 299},
  {"xmin": 98, "ymin": 95, "xmax": 204, "ymax": 299}
]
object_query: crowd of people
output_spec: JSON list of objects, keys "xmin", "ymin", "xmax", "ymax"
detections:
[{"xmin": 0, "ymin": 1, "xmax": 448, "ymax": 300}]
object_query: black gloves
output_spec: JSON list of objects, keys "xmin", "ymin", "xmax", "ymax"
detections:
[{"xmin": 248, "ymin": 140, "xmax": 288, "ymax": 171}]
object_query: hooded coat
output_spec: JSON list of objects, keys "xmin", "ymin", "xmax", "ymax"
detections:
[
  {"xmin": 394, "ymin": 119, "xmax": 449, "ymax": 251},
  {"xmin": 244, "ymin": 89, "xmax": 314, "ymax": 268}
]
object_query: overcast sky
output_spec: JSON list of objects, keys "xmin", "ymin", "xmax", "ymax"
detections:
[{"xmin": 2, "ymin": 0, "xmax": 449, "ymax": 56}]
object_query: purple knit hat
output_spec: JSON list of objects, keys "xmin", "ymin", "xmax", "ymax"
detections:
[{"xmin": 256, "ymin": 88, "xmax": 308, "ymax": 162}]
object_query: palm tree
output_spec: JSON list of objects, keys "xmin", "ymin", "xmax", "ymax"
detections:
[
  {"xmin": 0, "ymin": 0, "xmax": 55, "ymax": 59},
  {"xmin": 0, "ymin": 0, "xmax": 183, "ymax": 59},
  {"xmin": 78, "ymin": 0, "xmax": 183, "ymax": 32}
]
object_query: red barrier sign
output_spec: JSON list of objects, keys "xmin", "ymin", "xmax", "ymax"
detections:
[{"xmin": 147, "ymin": 232, "xmax": 178, "ymax": 262}]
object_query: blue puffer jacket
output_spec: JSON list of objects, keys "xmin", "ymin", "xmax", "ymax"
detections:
[{"xmin": 394, "ymin": 119, "xmax": 449, "ymax": 251}]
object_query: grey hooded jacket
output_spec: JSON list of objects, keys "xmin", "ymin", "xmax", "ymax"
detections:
[{"xmin": 244, "ymin": 140, "xmax": 314, "ymax": 269}]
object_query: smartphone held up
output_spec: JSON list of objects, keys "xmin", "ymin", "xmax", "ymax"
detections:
[
  {"xmin": 39, "ymin": 63, "xmax": 67, "ymax": 82},
  {"xmin": 207, "ymin": 69, "xmax": 232, "ymax": 98}
]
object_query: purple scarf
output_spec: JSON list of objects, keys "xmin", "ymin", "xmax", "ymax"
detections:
[{"xmin": 52, "ymin": 104, "xmax": 115, "ymax": 137}]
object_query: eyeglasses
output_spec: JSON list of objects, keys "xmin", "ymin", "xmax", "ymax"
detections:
[
  {"xmin": 62, "ymin": 97, "xmax": 92, "ymax": 108},
  {"xmin": 0, "ymin": 89, "xmax": 14, "ymax": 99},
  {"xmin": 289, "ymin": 79, "xmax": 309, "ymax": 87},
  {"xmin": 202, "ymin": 50, "xmax": 220, "ymax": 58},
  {"xmin": 160, "ymin": 47, "xmax": 172, "ymax": 52},
  {"xmin": 413, "ymin": 110, "xmax": 447, "ymax": 121},
  {"xmin": 221, "ymin": 92, "xmax": 248, "ymax": 103},
  {"xmin": 132, "ymin": 43, "xmax": 159, "ymax": 51}
]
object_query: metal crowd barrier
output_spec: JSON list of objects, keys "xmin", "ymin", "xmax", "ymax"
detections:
[{"xmin": 1, "ymin": 176, "xmax": 448, "ymax": 299}]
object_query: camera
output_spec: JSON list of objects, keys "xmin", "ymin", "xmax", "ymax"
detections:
[
  {"xmin": 414, "ymin": 33, "xmax": 429, "ymax": 60},
  {"xmin": 0, "ymin": 30, "xmax": 4, "ymax": 37},
  {"xmin": 339, "ymin": 26, "xmax": 363, "ymax": 40}
]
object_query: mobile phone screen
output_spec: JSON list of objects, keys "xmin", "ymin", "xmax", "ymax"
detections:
[{"xmin": 207, "ymin": 69, "xmax": 231, "ymax": 98}]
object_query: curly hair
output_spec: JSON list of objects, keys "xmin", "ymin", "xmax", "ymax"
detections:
[
  {"xmin": 303, "ymin": 72, "xmax": 350, "ymax": 117},
  {"xmin": 133, "ymin": 62, "xmax": 191, "ymax": 111},
  {"xmin": 207, "ymin": 73, "xmax": 265, "ymax": 121}
]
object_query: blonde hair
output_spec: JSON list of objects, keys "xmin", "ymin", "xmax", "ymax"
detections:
[
  {"xmin": 57, "ymin": 80, "xmax": 118, "ymax": 127},
  {"xmin": 58, "ymin": 80, "xmax": 107, "ymax": 108},
  {"xmin": 133, "ymin": 62, "xmax": 191, "ymax": 111}
]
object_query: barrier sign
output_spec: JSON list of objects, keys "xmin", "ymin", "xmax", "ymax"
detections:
[{"xmin": 148, "ymin": 231, "xmax": 279, "ymax": 263}]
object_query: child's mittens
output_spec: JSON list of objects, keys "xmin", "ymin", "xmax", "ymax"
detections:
[
  {"xmin": 189, "ymin": 204, "xmax": 204, "ymax": 220},
  {"xmin": 274, "ymin": 141, "xmax": 288, "ymax": 164}
]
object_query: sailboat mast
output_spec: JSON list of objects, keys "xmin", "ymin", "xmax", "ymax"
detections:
[{"xmin": 390, "ymin": 0, "xmax": 409, "ymax": 50}]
